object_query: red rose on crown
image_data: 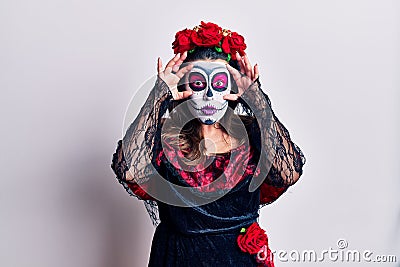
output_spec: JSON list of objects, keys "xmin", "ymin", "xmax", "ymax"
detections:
[
  {"xmin": 191, "ymin": 21, "xmax": 222, "ymax": 47},
  {"xmin": 228, "ymin": 32, "xmax": 247, "ymax": 57},
  {"xmin": 229, "ymin": 32, "xmax": 247, "ymax": 52},
  {"xmin": 237, "ymin": 222, "xmax": 275, "ymax": 267},
  {"xmin": 221, "ymin": 32, "xmax": 247, "ymax": 60},
  {"xmin": 221, "ymin": 37, "xmax": 231, "ymax": 54},
  {"xmin": 172, "ymin": 29, "xmax": 194, "ymax": 54}
]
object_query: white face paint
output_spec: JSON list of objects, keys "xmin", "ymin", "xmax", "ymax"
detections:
[{"xmin": 184, "ymin": 61, "xmax": 231, "ymax": 125}]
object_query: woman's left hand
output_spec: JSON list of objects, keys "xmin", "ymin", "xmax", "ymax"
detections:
[{"xmin": 224, "ymin": 52, "xmax": 259, "ymax": 101}]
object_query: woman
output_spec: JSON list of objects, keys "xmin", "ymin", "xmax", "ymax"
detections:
[{"xmin": 111, "ymin": 22, "xmax": 306, "ymax": 266}]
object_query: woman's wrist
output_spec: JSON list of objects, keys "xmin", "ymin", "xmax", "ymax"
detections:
[
  {"xmin": 239, "ymin": 77, "xmax": 263, "ymax": 103},
  {"xmin": 156, "ymin": 75, "xmax": 174, "ymax": 98}
]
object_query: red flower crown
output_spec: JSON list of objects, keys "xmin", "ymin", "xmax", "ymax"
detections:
[{"xmin": 172, "ymin": 21, "xmax": 247, "ymax": 61}]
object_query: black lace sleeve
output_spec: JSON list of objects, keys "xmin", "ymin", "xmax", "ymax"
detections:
[
  {"xmin": 238, "ymin": 78, "xmax": 306, "ymax": 199},
  {"xmin": 111, "ymin": 76, "xmax": 173, "ymax": 226}
]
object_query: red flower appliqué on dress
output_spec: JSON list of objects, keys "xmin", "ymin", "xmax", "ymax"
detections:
[{"xmin": 237, "ymin": 222, "xmax": 275, "ymax": 267}]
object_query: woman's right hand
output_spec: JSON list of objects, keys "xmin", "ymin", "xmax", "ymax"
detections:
[{"xmin": 157, "ymin": 52, "xmax": 194, "ymax": 100}]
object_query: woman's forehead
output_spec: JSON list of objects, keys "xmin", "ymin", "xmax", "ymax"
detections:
[{"xmin": 188, "ymin": 61, "xmax": 228, "ymax": 75}]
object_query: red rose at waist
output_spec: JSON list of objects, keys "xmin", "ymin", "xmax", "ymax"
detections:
[
  {"xmin": 237, "ymin": 222, "xmax": 268, "ymax": 254},
  {"xmin": 237, "ymin": 222, "xmax": 275, "ymax": 267}
]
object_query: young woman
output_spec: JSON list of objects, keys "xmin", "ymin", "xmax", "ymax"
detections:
[{"xmin": 111, "ymin": 22, "xmax": 306, "ymax": 266}]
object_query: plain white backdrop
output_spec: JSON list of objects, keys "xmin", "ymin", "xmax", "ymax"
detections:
[{"xmin": 1, "ymin": 0, "xmax": 399, "ymax": 266}]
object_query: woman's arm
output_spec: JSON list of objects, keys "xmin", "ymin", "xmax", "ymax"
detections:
[
  {"xmin": 111, "ymin": 76, "xmax": 172, "ymax": 200},
  {"xmin": 225, "ymin": 53, "xmax": 306, "ymax": 192},
  {"xmin": 241, "ymin": 81, "xmax": 306, "ymax": 205},
  {"xmin": 111, "ymin": 53, "xmax": 194, "ymax": 201},
  {"xmin": 240, "ymin": 79, "xmax": 306, "ymax": 187}
]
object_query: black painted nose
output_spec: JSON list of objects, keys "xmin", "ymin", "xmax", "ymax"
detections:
[{"xmin": 206, "ymin": 88, "xmax": 213, "ymax": 97}]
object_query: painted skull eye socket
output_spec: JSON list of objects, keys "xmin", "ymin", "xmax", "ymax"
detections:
[
  {"xmin": 211, "ymin": 73, "xmax": 228, "ymax": 92},
  {"xmin": 189, "ymin": 72, "xmax": 207, "ymax": 91}
]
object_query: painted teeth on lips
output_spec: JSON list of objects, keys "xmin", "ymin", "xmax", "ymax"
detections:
[{"xmin": 201, "ymin": 105, "xmax": 217, "ymax": 115}]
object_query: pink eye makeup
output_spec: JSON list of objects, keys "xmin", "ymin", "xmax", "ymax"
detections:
[
  {"xmin": 211, "ymin": 73, "xmax": 228, "ymax": 91},
  {"xmin": 189, "ymin": 73, "xmax": 207, "ymax": 91}
]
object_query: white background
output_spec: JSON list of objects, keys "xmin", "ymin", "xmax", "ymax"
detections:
[{"xmin": 1, "ymin": 0, "xmax": 399, "ymax": 266}]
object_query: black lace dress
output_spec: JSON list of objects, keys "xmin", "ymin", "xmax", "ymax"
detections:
[{"xmin": 111, "ymin": 76, "xmax": 306, "ymax": 266}]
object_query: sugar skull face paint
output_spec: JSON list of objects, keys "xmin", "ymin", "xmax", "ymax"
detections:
[{"xmin": 184, "ymin": 61, "xmax": 231, "ymax": 125}]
